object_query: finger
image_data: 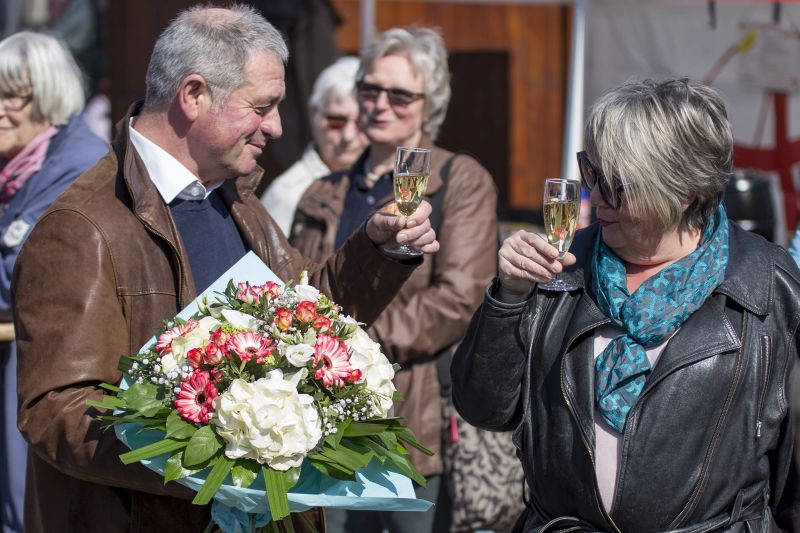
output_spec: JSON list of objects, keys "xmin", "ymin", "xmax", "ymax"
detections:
[
  {"xmin": 502, "ymin": 235, "xmax": 561, "ymax": 275},
  {"xmin": 498, "ymin": 254, "xmax": 553, "ymax": 285},
  {"xmin": 396, "ymin": 218, "xmax": 431, "ymax": 244},
  {"xmin": 404, "ymin": 200, "xmax": 432, "ymax": 228},
  {"xmin": 499, "ymin": 240, "xmax": 561, "ymax": 279},
  {"xmin": 415, "ymin": 239, "xmax": 440, "ymax": 254},
  {"xmin": 560, "ymin": 251, "xmax": 577, "ymax": 266}
]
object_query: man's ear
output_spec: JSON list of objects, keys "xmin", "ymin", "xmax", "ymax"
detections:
[{"xmin": 177, "ymin": 74, "xmax": 210, "ymax": 122}]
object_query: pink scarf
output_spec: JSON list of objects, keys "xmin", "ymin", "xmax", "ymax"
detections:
[{"xmin": 0, "ymin": 126, "xmax": 58, "ymax": 205}]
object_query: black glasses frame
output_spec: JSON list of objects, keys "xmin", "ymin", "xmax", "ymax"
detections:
[
  {"xmin": 576, "ymin": 151, "xmax": 625, "ymax": 210},
  {"xmin": 355, "ymin": 80, "xmax": 425, "ymax": 107},
  {"xmin": 0, "ymin": 92, "xmax": 32, "ymax": 112}
]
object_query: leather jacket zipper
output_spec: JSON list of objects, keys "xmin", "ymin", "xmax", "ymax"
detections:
[
  {"xmin": 755, "ymin": 335, "xmax": 771, "ymax": 439},
  {"xmin": 561, "ymin": 319, "xmax": 621, "ymax": 533},
  {"xmin": 667, "ymin": 314, "xmax": 747, "ymax": 529}
]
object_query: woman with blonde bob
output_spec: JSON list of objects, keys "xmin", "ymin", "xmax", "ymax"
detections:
[
  {"xmin": 453, "ymin": 78, "xmax": 800, "ymax": 531},
  {"xmin": 0, "ymin": 31, "xmax": 106, "ymax": 532}
]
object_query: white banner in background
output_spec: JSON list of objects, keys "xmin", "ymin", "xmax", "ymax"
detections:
[{"xmin": 585, "ymin": 0, "xmax": 800, "ymax": 239}]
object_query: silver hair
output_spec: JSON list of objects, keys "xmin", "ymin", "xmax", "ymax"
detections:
[
  {"xmin": 584, "ymin": 77, "xmax": 733, "ymax": 231},
  {"xmin": 145, "ymin": 3, "xmax": 289, "ymax": 111},
  {"xmin": 357, "ymin": 27, "xmax": 451, "ymax": 141},
  {"xmin": 308, "ymin": 56, "xmax": 359, "ymax": 115},
  {"xmin": 0, "ymin": 31, "xmax": 85, "ymax": 126}
]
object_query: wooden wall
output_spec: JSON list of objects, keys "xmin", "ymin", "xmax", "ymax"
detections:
[{"xmin": 331, "ymin": 0, "xmax": 570, "ymax": 211}]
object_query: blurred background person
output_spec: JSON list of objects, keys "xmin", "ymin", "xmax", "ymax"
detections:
[
  {"xmin": 0, "ymin": 30, "xmax": 106, "ymax": 533},
  {"xmin": 291, "ymin": 26, "xmax": 498, "ymax": 533},
  {"xmin": 452, "ymin": 78, "xmax": 800, "ymax": 531},
  {"xmin": 261, "ymin": 56, "xmax": 366, "ymax": 236}
]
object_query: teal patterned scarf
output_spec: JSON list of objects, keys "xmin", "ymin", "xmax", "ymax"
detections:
[{"xmin": 591, "ymin": 205, "xmax": 729, "ymax": 433}]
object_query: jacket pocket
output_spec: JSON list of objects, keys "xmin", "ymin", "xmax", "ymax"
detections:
[{"xmin": 755, "ymin": 335, "xmax": 772, "ymax": 439}]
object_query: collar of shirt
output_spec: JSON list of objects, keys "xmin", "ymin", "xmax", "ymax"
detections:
[{"xmin": 128, "ymin": 118, "xmax": 221, "ymax": 203}]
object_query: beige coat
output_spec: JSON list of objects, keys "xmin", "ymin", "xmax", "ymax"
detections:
[
  {"xmin": 12, "ymin": 103, "xmax": 419, "ymax": 533},
  {"xmin": 291, "ymin": 140, "xmax": 498, "ymax": 476}
]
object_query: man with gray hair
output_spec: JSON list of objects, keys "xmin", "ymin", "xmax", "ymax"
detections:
[{"xmin": 11, "ymin": 5, "xmax": 439, "ymax": 533}]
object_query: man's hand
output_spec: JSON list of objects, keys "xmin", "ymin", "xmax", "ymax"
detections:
[
  {"xmin": 366, "ymin": 200, "xmax": 440, "ymax": 256},
  {"xmin": 497, "ymin": 230, "xmax": 576, "ymax": 299}
]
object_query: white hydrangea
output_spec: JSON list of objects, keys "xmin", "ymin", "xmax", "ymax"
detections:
[
  {"xmin": 212, "ymin": 370, "xmax": 322, "ymax": 471},
  {"xmin": 345, "ymin": 328, "xmax": 395, "ymax": 416}
]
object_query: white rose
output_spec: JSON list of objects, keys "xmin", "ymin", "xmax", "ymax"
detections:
[
  {"xmin": 212, "ymin": 370, "xmax": 321, "ymax": 470},
  {"xmin": 293, "ymin": 284, "xmax": 320, "ymax": 302},
  {"xmin": 345, "ymin": 328, "xmax": 395, "ymax": 416},
  {"xmin": 284, "ymin": 344, "xmax": 315, "ymax": 367},
  {"xmin": 221, "ymin": 309, "xmax": 262, "ymax": 331}
]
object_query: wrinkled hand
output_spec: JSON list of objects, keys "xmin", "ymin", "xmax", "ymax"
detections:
[
  {"xmin": 366, "ymin": 200, "xmax": 440, "ymax": 256},
  {"xmin": 497, "ymin": 230, "xmax": 576, "ymax": 298}
]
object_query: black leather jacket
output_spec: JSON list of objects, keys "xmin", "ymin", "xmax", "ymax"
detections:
[{"xmin": 452, "ymin": 222, "xmax": 800, "ymax": 532}]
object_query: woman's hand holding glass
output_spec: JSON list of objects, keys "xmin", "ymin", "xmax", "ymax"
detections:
[
  {"xmin": 366, "ymin": 199, "xmax": 440, "ymax": 256},
  {"xmin": 497, "ymin": 231, "xmax": 577, "ymax": 301}
]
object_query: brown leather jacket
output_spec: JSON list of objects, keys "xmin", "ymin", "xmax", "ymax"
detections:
[
  {"xmin": 291, "ymin": 141, "xmax": 497, "ymax": 476},
  {"xmin": 12, "ymin": 104, "xmax": 419, "ymax": 533}
]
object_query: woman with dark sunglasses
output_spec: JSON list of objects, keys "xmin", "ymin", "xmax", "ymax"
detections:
[
  {"xmin": 453, "ymin": 78, "xmax": 800, "ymax": 532},
  {"xmin": 291, "ymin": 26, "xmax": 498, "ymax": 533}
]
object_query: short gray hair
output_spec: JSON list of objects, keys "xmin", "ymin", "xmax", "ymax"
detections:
[
  {"xmin": 0, "ymin": 31, "xmax": 85, "ymax": 126},
  {"xmin": 584, "ymin": 78, "xmax": 733, "ymax": 231},
  {"xmin": 357, "ymin": 27, "xmax": 451, "ymax": 141},
  {"xmin": 145, "ymin": 3, "xmax": 289, "ymax": 111},
  {"xmin": 308, "ymin": 56, "xmax": 359, "ymax": 115}
]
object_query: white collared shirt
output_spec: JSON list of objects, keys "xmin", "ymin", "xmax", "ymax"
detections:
[{"xmin": 128, "ymin": 119, "xmax": 219, "ymax": 203}]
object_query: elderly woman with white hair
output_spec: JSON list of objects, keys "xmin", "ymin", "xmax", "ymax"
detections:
[
  {"xmin": 0, "ymin": 31, "xmax": 106, "ymax": 532},
  {"xmin": 292, "ymin": 26, "xmax": 498, "ymax": 533},
  {"xmin": 261, "ymin": 56, "xmax": 367, "ymax": 235},
  {"xmin": 452, "ymin": 78, "xmax": 800, "ymax": 532}
]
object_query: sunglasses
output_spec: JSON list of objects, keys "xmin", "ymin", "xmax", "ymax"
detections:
[
  {"xmin": 355, "ymin": 81, "xmax": 424, "ymax": 108},
  {"xmin": 576, "ymin": 151, "xmax": 625, "ymax": 209},
  {"xmin": 322, "ymin": 114, "xmax": 357, "ymax": 130}
]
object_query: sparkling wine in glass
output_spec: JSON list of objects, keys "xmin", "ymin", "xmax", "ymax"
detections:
[
  {"xmin": 539, "ymin": 178, "xmax": 580, "ymax": 291},
  {"xmin": 384, "ymin": 147, "xmax": 432, "ymax": 258}
]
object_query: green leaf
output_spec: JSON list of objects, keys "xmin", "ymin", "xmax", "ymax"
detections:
[
  {"xmin": 396, "ymin": 429, "xmax": 434, "ymax": 456},
  {"xmin": 164, "ymin": 449, "xmax": 204, "ymax": 483},
  {"xmin": 119, "ymin": 383, "xmax": 165, "ymax": 417},
  {"xmin": 99, "ymin": 382, "xmax": 122, "ymax": 393},
  {"xmin": 86, "ymin": 397, "xmax": 126, "ymax": 410},
  {"xmin": 117, "ymin": 356, "xmax": 136, "ymax": 374},
  {"xmin": 342, "ymin": 421, "xmax": 389, "ymax": 437},
  {"xmin": 192, "ymin": 455, "xmax": 234, "ymax": 505},
  {"xmin": 323, "ymin": 420, "xmax": 350, "ymax": 449},
  {"xmin": 184, "ymin": 425, "xmax": 224, "ymax": 467},
  {"xmin": 166, "ymin": 411, "xmax": 198, "ymax": 440},
  {"xmin": 382, "ymin": 449, "xmax": 426, "ymax": 487},
  {"xmin": 231, "ymin": 459, "xmax": 260, "ymax": 489},
  {"xmin": 308, "ymin": 458, "xmax": 355, "ymax": 481},
  {"xmin": 263, "ymin": 467, "xmax": 291, "ymax": 520},
  {"xmin": 316, "ymin": 439, "xmax": 373, "ymax": 472},
  {"xmin": 119, "ymin": 438, "xmax": 187, "ymax": 464}
]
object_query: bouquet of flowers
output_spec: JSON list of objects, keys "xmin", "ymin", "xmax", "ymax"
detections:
[{"xmin": 90, "ymin": 259, "xmax": 431, "ymax": 530}]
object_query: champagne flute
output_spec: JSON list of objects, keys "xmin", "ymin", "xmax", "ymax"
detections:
[
  {"xmin": 539, "ymin": 178, "xmax": 580, "ymax": 291},
  {"xmin": 383, "ymin": 147, "xmax": 432, "ymax": 258}
]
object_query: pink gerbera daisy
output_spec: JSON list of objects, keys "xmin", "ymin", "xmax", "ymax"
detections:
[
  {"xmin": 155, "ymin": 320, "xmax": 198, "ymax": 355},
  {"xmin": 313, "ymin": 334, "xmax": 353, "ymax": 388},
  {"xmin": 174, "ymin": 370, "xmax": 218, "ymax": 424},
  {"xmin": 227, "ymin": 332, "xmax": 274, "ymax": 363}
]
